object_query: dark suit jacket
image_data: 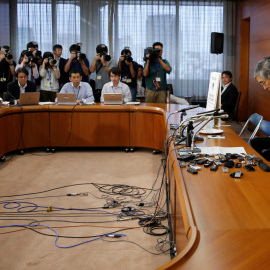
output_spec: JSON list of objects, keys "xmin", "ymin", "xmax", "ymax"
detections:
[
  {"xmin": 58, "ymin": 57, "xmax": 69, "ymax": 88},
  {"xmin": 221, "ymin": 83, "xmax": 238, "ymax": 115},
  {"xmin": 7, "ymin": 80, "xmax": 36, "ymax": 104}
]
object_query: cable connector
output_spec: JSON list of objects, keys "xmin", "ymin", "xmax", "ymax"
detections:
[
  {"xmin": 67, "ymin": 193, "xmax": 79, "ymax": 196},
  {"xmin": 47, "ymin": 206, "xmax": 53, "ymax": 212},
  {"xmin": 117, "ymin": 217, "xmax": 131, "ymax": 221},
  {"xmin": 137, "ymin": 202, "xmax": 144, "ymax": 207}
]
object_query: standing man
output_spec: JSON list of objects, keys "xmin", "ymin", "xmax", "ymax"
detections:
[
  {"xmin": 90, "ymin": 44, "xmax": 117, "ymax": 102},
  {"xmin": 118, "ymin": 48, "xmax": 138, "ymax": 101},
  {"xmin": 143, "ymin": 42, "xmax": 171, "ymax": 103},
  {"xmin": 221, "ymin": 71, "xmax": 238, "ymax": 115},
  {"xmin": 100, "ymin": 67, "xmax": 131, "ymax": 103},
  {"xmin": 0, "ymin": 46, "xmax": 15, "ymax": 98},
  {"xmin": 53, "ymin": 44, "xmax": 68, "ymax": 88},
  {"xmin": 64, "ymin": 44, "xmax": 90, "ymax": 83}
]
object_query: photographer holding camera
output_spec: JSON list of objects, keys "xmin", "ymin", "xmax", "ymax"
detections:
[
  {"xmin": 64, "ymin": 44, "xmax": 90, "ymax": 83},
  {"xmin": 0, "ymin": 46, "xmax": 15, "ymax": 98},
  {"xmin": 39, "ymin": 52, "xmax": 60, "ymax": 102},
  {"xmin": 118, "ymin": 48, "xmax": 138, "ymax": 102},
  {"xmin": 90, "ymin": 44, "xmax": 117, "ymax": 102},
  {"xmin": 143, "ymin": 42, "xmax": 171, "ymax": 103},
  {"xmin": 15, "ymin": 50, "xmax": 39, "ymax": 84}
]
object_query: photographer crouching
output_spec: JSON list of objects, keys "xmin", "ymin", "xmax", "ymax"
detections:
[{"xmin": 143, "ymin": 42, "xmax": 171, "ymax": 103}]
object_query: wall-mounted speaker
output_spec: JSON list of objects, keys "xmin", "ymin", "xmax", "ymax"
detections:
[{"xmin": 211, "ymin": 32, "xmax": 224, "ymax": 54}]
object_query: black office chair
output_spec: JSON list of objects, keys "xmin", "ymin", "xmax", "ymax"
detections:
[
  {"xmin": 250, "ymin": 119, "xmax": 270, "ymax": 161},
  {"xmin": 229, "ymin": 90, "xmax": 241, "ymax": 122}
]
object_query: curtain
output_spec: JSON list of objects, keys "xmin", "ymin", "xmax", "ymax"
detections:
[{"xmin": 10, "ymin": 0, "xmax": 235, "ymax": 99}]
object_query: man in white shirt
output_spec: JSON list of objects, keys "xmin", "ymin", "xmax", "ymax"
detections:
[{"xmin": 100, "ymin": 67, "xmax": 132, "ymax": 103}]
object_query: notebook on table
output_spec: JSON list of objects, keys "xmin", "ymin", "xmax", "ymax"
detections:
[
  {"xmin": 103, "ymin": 93, "xmax": 123, "ymax": 105},
  {"xmin": 19, "ymin": 92, "xmax": 40, "ymax": 106},
  {"xmin": 57, "ymin": 93, "xmax": 77, "ymax": 105}
]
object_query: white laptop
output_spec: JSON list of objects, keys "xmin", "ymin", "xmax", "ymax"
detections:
[
  {"xmin": 57, "ymin": 93, "xmax": 77, "ymax": 105},
  {"xmin": 103, "ymin": 93, "xmax": 123, "ymax": 105},
  {"xmin": 19, "ymin": 92, "xmax": 40, "ymax": 106}
]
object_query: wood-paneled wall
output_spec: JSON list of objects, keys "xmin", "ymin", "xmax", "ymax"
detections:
[{"xmin": 235, "ymin": 0, "xmax": 270, "ymax": 121}]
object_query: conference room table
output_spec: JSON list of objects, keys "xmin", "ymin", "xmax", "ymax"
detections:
[{"xmin": 0, "ymin": 103, "xmax": 270, "ymax": 269}]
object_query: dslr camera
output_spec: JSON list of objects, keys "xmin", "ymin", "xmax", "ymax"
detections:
[
  {"xmin": 122, "ymin": 49, "xmax": 133, "ymax": 62},
  {"xmin": 75, "ymin": 43, "xmax": 86, "ymax": 60},
  {"xmin": 26, "ymin": 51, "xmax": 34, "ymax": 64},
  {"xmin": 96, "ymin": 44, "xmax": 111, "ymax": 62},
  {"xmin": 143, "ymin": 47, "xmax": 161, "ymax": 62},
  {"xmin": 48, "ymin": 57, "xmax": 57, "ymax": 65},
  {"xmin": 28, "ymin": 48, "xmax": 42, "ymax": 57},
  {"xmin": 4, "ymin": 50, "xmax": 13, "ymax": 60}
]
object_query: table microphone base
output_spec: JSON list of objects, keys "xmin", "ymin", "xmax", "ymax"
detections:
[{"xmin": 178, "ymin": 147, "xmax": 201, "ymax": 153}]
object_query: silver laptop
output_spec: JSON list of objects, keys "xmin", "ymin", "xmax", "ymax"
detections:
[
  {"xmin": 19, "ymin": 92, "xmax": 40, "ymax": 106},
  {"xmin": 57, "ymin": 93, "xmax": 77, "ymax": 105},
  {"xmin": 103, "ymin": 93, "xmax": 123, "ymax": 105}
]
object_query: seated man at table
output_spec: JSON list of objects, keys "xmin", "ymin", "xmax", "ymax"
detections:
[
  {"xmin": 6, "ymin": 67, "xmax": 36, "ymax": 104},
  {"xmin": 59, "ymin": 69, "xmax": 94, "ymax": 104},
  {"xmin": 100, "ymin": 67, "xmax": 132, "ymax": 103}
]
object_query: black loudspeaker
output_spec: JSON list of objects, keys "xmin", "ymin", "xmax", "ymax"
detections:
[{"xmin": 211, "ymin": 32, "xmax": 224, "ymax": 54}]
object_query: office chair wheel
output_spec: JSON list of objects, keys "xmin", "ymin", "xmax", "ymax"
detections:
[
  {"xmin": 46, "ymin": 148, "xmax": 50, "ymax": 153},
  {"xmin": 0, "ymin": 156, "xmax": 5, "ymax": 162},
  {"xmin": 125, "ymin": 148, "xmax": 129, "ymax": 152},
  {"xmin": 51, "ymin": 148, "xmax": 55, "ymax": 153},
  {"xmin": 153, "ymin": 149, "xmax": 162, "ymax": 155},
  {"xmin": 18, "ymin": 150, "xmax": 24, "ymax": 155},
  {"xmin": 130, "ymin": 148, "xmax": 134, "ymax": 152}
]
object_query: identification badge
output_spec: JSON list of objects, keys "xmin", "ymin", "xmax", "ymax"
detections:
[
  {"xmin": 45, "ymin": 83, "xmax": 50, "ymax": 87},
  {"xmin": 0, "ymin": 78, "xmax": 6, "ymax": 82},
  {"xmin": 126, "ymin": 79, "xmax": 132, "ymax": 83},
  {"xmin": 156, "ymin": 77, "xmax": 161, "ymax": 82},
  {"xmin": 97, "ymin": 76, "xmax": 101, "ymax": 80}
]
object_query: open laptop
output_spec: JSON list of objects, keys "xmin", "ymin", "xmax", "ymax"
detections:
[
  {"xmin": 103, "ymin": 93, "xmax": 123, "ymax": 105},
  {"xmin": 19, "ymin": 92, "xmax": 40, "ymax": 106},
  {"xmin": 57, "ymin": 93, "xmax": 77, "ymax": 105}
]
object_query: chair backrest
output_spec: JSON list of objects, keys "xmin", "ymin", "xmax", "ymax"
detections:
[
  {"xmin": 3, "ymin": 92, "xmax": 7, "ymax": 101},
  {"xmin": 230, "ymin": 91, "xmax": 241, "ymax": 121},
  {"xmin": 167, "ymin": 84, "xmax": 173, "ymax": 95},
  {"xmin": 259, "ymin": 119, "xmax": 270, "ymax": 137},
  {"xmin": 239, "ymin": 113, "xmax": 263, "ymax": 144}
]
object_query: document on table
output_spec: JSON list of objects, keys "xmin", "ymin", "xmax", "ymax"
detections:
[{"xmin": 197, "ymin": 147, "xmax": 247, "ymax": 156}]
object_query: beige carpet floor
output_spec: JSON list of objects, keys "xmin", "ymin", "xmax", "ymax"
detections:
[{"xmin": 0, "ymin": 148, "xmax": 172, "ymax": 270}]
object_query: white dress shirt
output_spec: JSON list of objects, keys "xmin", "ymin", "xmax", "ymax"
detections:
[{"xmin": 100, "ymin": 81, "xmax": 132, "ymax": 102}]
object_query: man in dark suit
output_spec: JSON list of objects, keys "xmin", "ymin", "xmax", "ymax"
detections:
[
  {"xmin": 7, "ymin": 67, "xmax": 36, "ymax": 104},
  {"xmin": 221, "ymin": 71, "xmax": 238, "ymax": 115}
]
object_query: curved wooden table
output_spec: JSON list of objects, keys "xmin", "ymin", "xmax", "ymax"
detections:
[{"xmin": 1, "ymin": 103, "xmax": 270, "ymax": 269}]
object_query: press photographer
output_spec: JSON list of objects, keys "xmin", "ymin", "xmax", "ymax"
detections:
[
  {"xmin": 0, "ymin": 46, "xmax": 16, "ymax": 98},
  {"xmin": 64, "ymin": 43, "xmax": 90, "ymax": 83},
  {"xmin": 143, "ymin": 42, "xmax": 171, "ymax": 103},
  {"xmin": 118, "ymin": 48, "xmax": 138, "ymax": 101},
  {"xmin": 39, "ymin": 52, "xmax": 60, "ymax": 102},
  {"xmin": 90, "ymin": 44, "xmax": 117, "ymax": 102},
  {"xmin": 15, "ymin": 50, "xmax": 39, "ymax": 83}
]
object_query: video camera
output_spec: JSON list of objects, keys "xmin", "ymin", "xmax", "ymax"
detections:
[
  {"xmin": 143, "ymin": 47, "xmax": 161, "ymax": 62},
  {"xmin": 96, "ymin": 44, "xmax": 111, "ymax": 62}
]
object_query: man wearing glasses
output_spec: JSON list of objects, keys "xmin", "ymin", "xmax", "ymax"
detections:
[
  {"xmin": 100, "ymin": 67, "xmax": 131, "ymax": 103},
  {"xmin": 254, "ymin": 57, "xmax": 270, "ymax": 90}
]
